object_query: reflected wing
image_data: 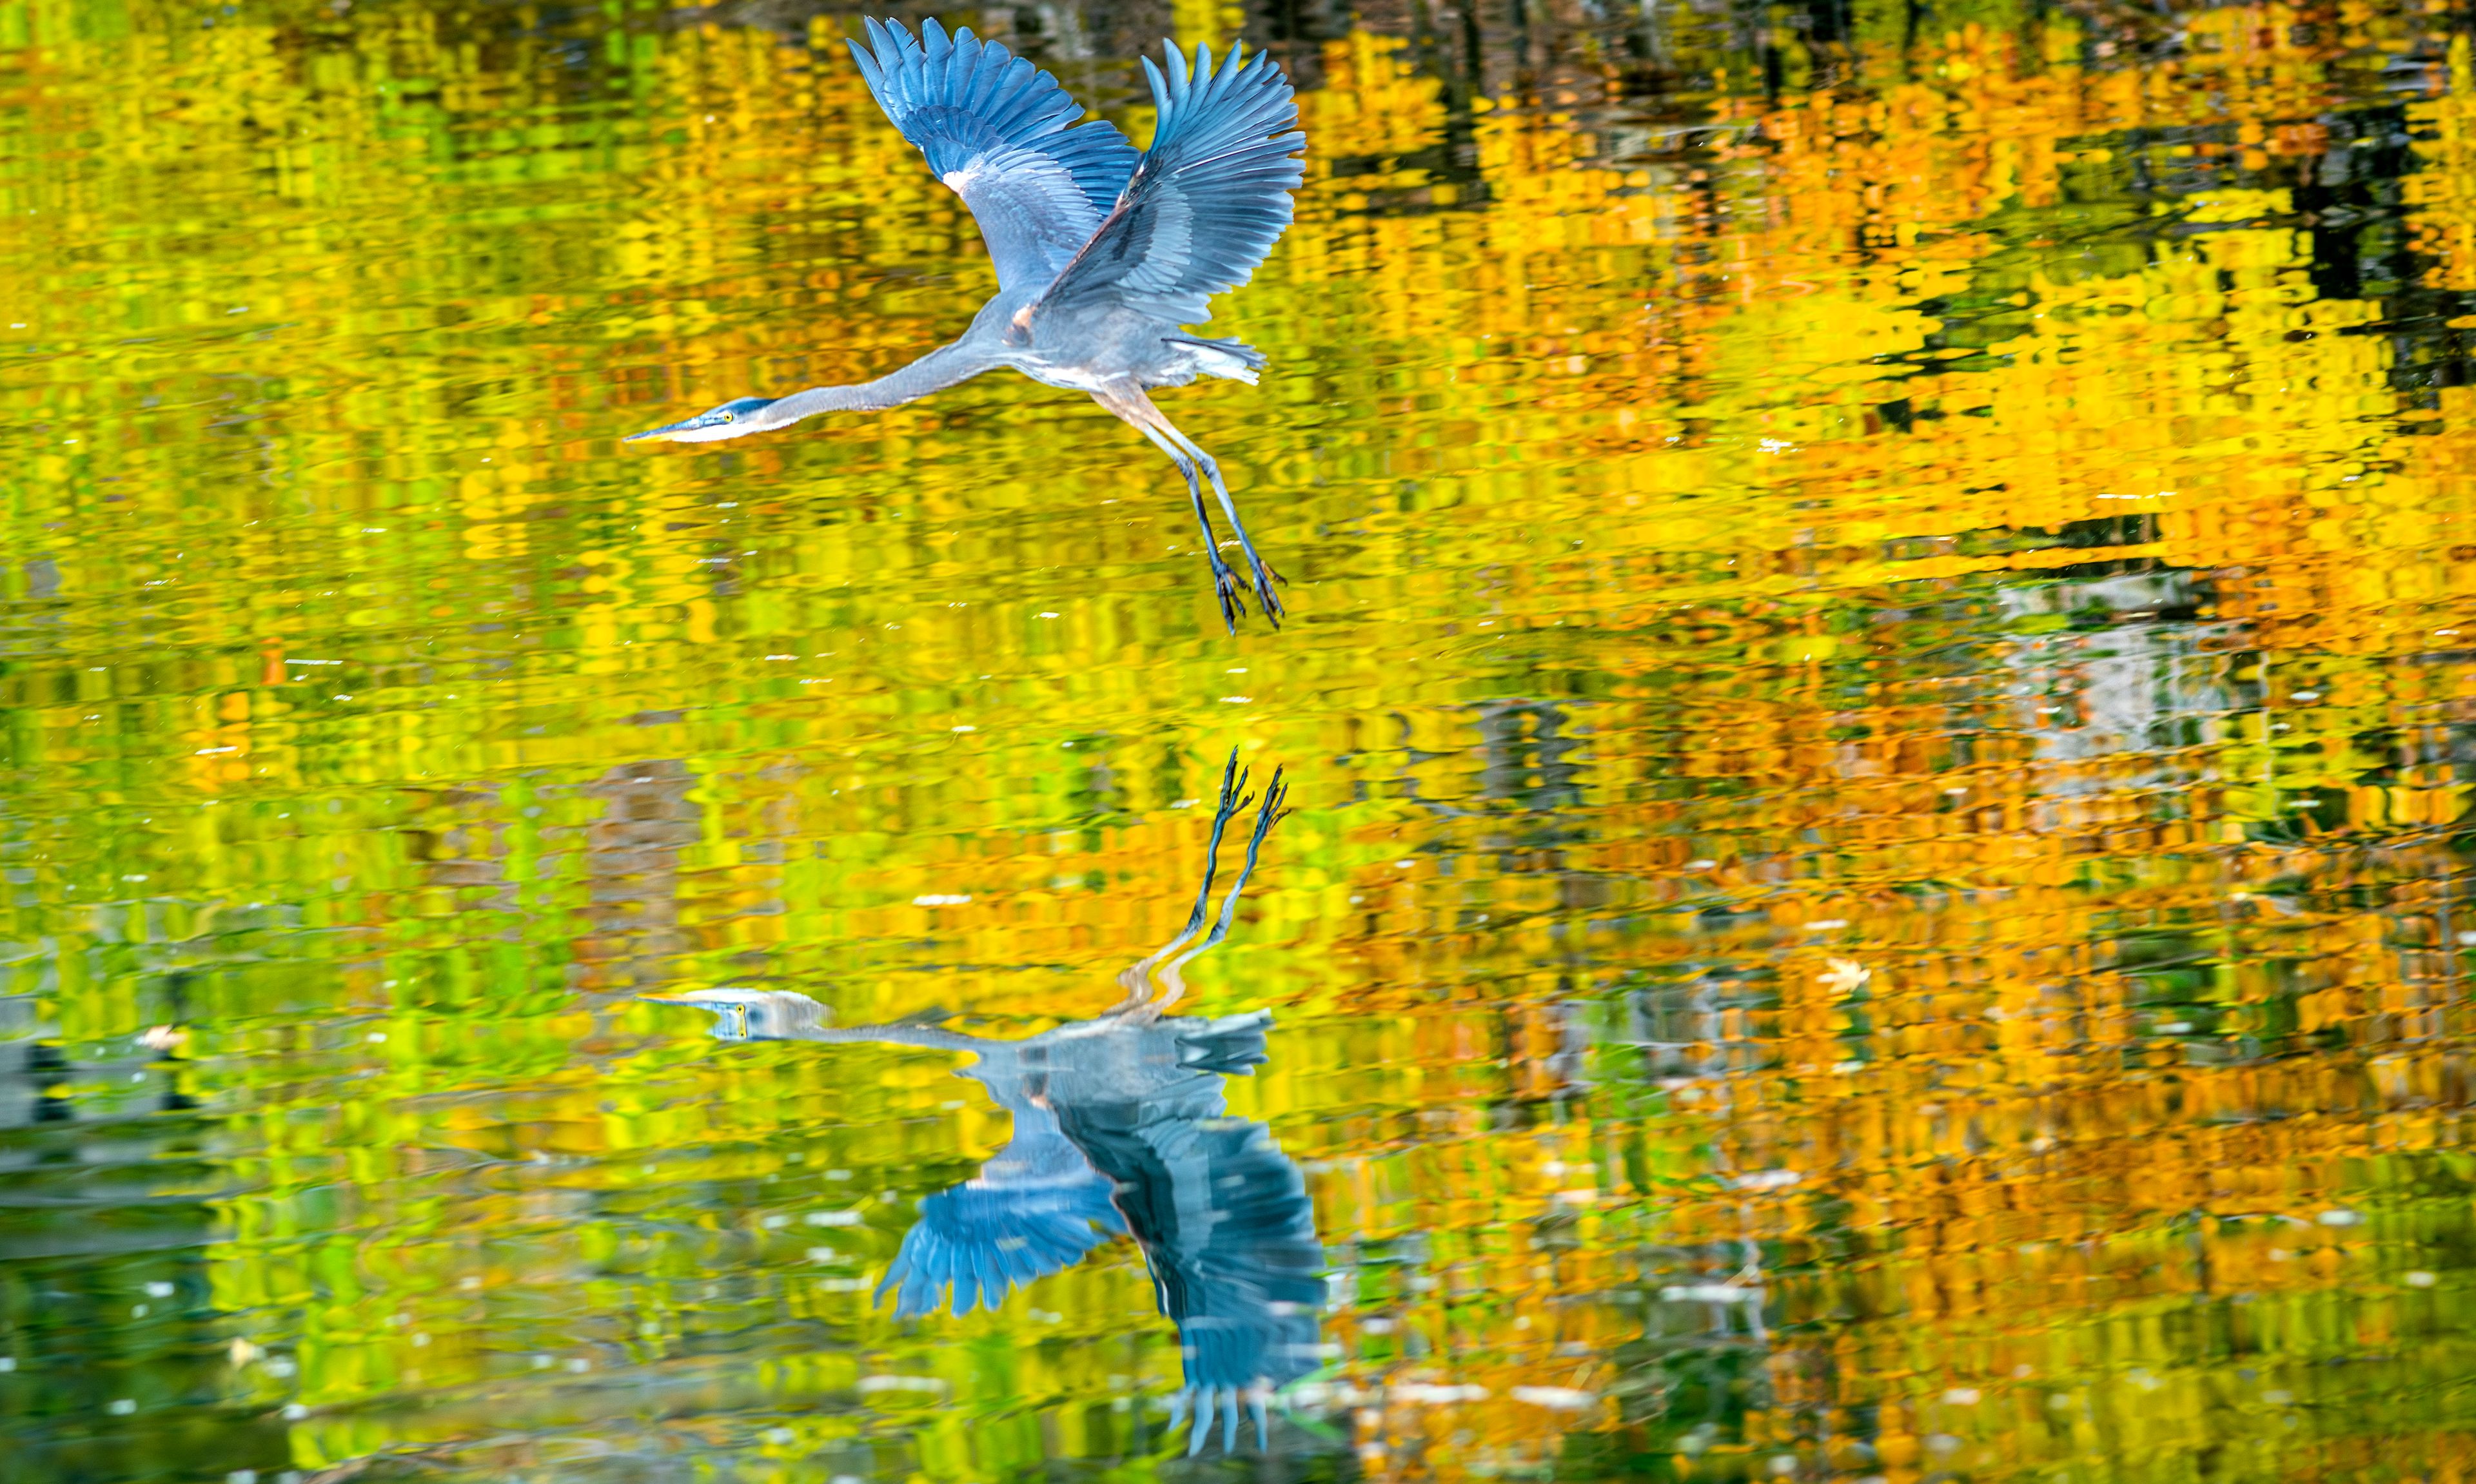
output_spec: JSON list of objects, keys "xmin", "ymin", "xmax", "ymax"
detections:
[
  {"xmin": 876, "ymin": 1169, "xmax": 1125, "ymax": 1318},
  {"xmin": 1060, "ymin": 1108, "xmax": 1324, "ymax": 1390},
  {"xmin": 847, "ymin": 18, "xmax": 1138, "ymax": 292},
  {"xmin": 1030, "ymin": 41, "xmax": 1304, "ymax": 329}
]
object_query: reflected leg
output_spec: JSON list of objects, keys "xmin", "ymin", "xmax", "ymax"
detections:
[
  {"xmin": 1152, "ymin": 765, "xmax": 1288, "ymax": 1015},
  {"xmin": 1103, "ymin": 750, "xmax": 1251, "ymax": 1017}
]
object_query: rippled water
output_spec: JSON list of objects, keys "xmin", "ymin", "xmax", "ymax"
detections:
[{"xmin": 8, "ymin": 0, "xmax": 2476, "ymax": 1479}]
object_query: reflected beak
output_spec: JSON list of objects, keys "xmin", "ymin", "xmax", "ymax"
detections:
[
  {"xmin": 637, "ymin": 986, "xmax": 823, "ymax": 1043},
  {"xmin": 639, "ymin": 991, "xmax": 753, "ymax": 1039}
]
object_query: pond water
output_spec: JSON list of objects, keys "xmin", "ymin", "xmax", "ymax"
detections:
[{"xmin": 7, "ymin": 0, "xmax": 2476, "ymax": 1479}]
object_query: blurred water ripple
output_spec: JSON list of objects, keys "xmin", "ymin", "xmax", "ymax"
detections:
[{"xmin": 8, "ymin": 0, "xmax": 2476, "ymax": 1481}]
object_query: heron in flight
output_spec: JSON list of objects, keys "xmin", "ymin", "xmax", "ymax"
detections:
[
  {"xmin": 628, "ymin": 19, "xmax": 1307, "ymax": 632},
  {"xmin": 647, "ymin": 756, "xmax": 1316, "ymax": 1453}
]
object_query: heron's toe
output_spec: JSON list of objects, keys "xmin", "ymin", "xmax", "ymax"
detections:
[
  {"xmin": 1254, "ymin": 571, "xmax": 1287, "ymax": 626},
  {"xmin": 1211, "ymin": 570, "xmax": 1249, "ymax": 631}
]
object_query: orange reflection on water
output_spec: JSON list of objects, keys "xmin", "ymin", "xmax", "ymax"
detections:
[{"xmin": 5, "ymin": 1, "xmax": 2476, "ymax": 1481}]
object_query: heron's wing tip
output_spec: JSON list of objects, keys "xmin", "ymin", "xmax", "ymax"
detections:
[{"xmin": 1039, "ymin": 35, "xmax": 1298, "ymax": 323}]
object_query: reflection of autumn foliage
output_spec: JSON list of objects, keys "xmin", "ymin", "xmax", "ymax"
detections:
[
  {"xmin": 5, "ymin": 1, "xmax": 2476, "ymax": 1481},
  {"xmin": 1295, "ymin": 14, "xmax": 2476, "ymax": 1482}
]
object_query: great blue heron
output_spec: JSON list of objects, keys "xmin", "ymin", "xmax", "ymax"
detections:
[
  {"xmin": 648, "ymin": 756, "xmax": 1317, "ymax": 1453},
  {"xmin": 627, "ymin": 19, "xmax": 1307, "ymax": 632}
]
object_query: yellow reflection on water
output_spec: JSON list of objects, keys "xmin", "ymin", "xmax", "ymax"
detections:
[{"xmin": 6, "ymin": 1, "xmax": 2476, "ymax": 1481}]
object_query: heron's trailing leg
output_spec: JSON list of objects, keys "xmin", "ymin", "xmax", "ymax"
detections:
[
  {"xmin": 1121, "ymin": 414, "xmax": 1248, "ymax": 632},
  {"xmin": 1168, "ymin": 442, "xmax": 1251, "ymax": 632},
  {"xmin": 1152, "ymin": 416, "xmax": 1286, "ymax": 625},
  {"xmin": 1151, "ymin": 763, "xmax": 1287, "ymax": 1017},
  {"xmin": 1103, "ymin": 751, "xmax": 1250, "ymax": 1017},
  {"xmin": 1097, "ymin": 389, "xmax": 1269, "ymax": 633}
]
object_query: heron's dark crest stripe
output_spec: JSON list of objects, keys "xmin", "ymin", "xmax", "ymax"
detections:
[{"xmin": 848, "ymin": 18, "xmax": 1138, "ymax": 292}]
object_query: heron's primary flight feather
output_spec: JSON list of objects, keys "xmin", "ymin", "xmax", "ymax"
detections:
[
  {"xmin": 874, "ymin": 1113, "xmax": 1127, "ymax": 1317},
  {"xmin": 848, "ymin": 17, "xmax": 1139, "ymax": 291},
  {"xmin": 1055, "ymin": 1088, "xmax": 1324, "ymax": 1398},
  {"xmin": 1033, "ymin": 40, "xmax": 1306, "ymax": 329}
]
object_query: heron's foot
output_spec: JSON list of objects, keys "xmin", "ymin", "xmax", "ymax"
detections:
[
  {"xmin": 1252, "ymin": 550, "xmax": 1290, "ymax": 589},
  {"xmin": 1246, "ymin": 558, "xmax": 1286, "ymax": 625},
  {"xmin": 1208, "ymin": 561, "xmax": 1250, "ymax": 634}
]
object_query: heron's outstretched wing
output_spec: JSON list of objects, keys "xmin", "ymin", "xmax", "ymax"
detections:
[
  {"xmin": 1029, "ymin": 41, "xmax": 1304, "ymax": 329},
  {"xmin": 876, "ymin": 1165, "xmax": 1126, "ymax": 1318},
  {"xmin": 847, "ymin": 17, "xmax": 1138, "ymax": 292},
  {"xmin": 1057, "ymin": 1106, "xmax": 1324, "ymax": 1395}
]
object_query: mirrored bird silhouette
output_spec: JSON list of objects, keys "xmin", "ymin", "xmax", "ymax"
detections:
[
  {"xmin": 628, "ymin": 19, "xmax": 1306, "ymax": 633},
  {"xmin": 648, "ymin": 756, "xmax": 1317, "ymax": 1453}
]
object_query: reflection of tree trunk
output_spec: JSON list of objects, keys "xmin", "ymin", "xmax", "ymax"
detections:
[
  {"xmin": 0, "ymin": 1040, "xmax": 72, "ymax": 1126},
  {"xmin": 408, "ymin": 785, "xmax": 513, "ymax": 915},
  {"xmin": 573, "ymin": 761, "xmax": 702, "ymax": 994}
]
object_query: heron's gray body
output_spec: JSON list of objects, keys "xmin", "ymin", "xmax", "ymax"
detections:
[{"xmin": 629, "ymin": 18, "xmax": 1306, "ymax": 630}]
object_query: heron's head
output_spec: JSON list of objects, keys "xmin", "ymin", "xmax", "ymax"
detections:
[
  {"xmin": 625, "ymin": 396, "xmax": 778, "ymax": 444},
  {"xmin": 641, "ymin": 987, "xmax": 827, "ymax": 1040}
]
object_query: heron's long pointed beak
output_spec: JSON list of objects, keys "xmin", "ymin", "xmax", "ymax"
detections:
[
  {"xmin": 639, "ymin": 991, "xmax": 755, "ymax": 1039},
  {"xmin": 624, "ymin": 420, "xmax": 693, "ymax": 443}
]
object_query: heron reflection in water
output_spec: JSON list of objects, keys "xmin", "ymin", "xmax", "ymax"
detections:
[
  {"xmin": 650, "ymin": 757, "xmax": 1319, "ymax": 1453},
  {"xmin": 629, "ymin": 19, "xmax": 1306, "ymax": 632}
]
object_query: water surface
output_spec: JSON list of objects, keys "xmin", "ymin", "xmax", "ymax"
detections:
[{"xmin": 6, "ymin": 0, "xmax": 2476, "ymax": 1479}]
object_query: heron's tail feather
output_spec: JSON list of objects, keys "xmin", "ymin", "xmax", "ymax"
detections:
[
  {"xmin": 1173, "ymin": 1008, "xmax": 1273, "ymax": 1075},
  {"xmin": 1166, "ymin": 336, "xmax": 1267, "ymax": 385}
]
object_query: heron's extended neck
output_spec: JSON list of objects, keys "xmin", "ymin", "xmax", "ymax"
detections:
[
  {"xmin": 783, "ymin": 1024, "xmax": 990, "ymax": 1051},
  {"xmin": 755, "ymin": 339, "xmax": 997, "ymax": 430}
]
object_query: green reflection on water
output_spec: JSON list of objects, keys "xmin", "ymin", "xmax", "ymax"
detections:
[{"xmin": 8, "ymin": 0, "xmax": 2476, "ymax": 1480}]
